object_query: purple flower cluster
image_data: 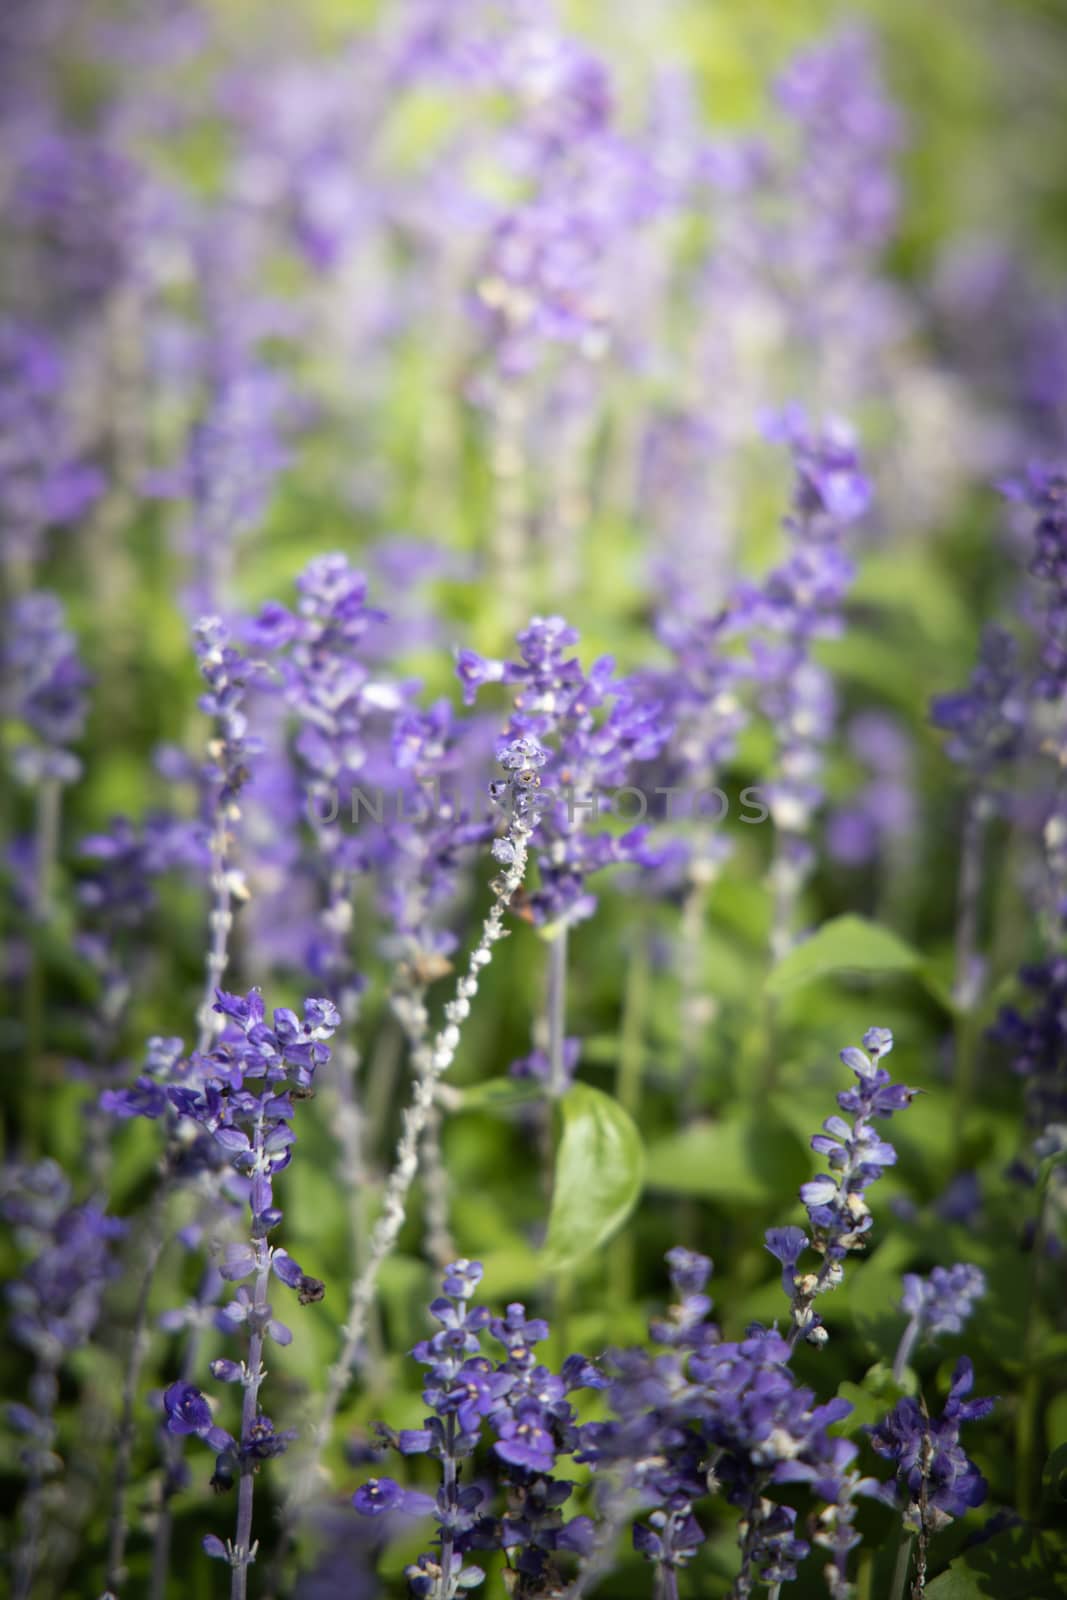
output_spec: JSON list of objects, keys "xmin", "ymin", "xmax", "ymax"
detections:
[
  {"xmin": 458, "ymin": 615, "xmax": 669, "ymax": 926},
  {"xmin": 578, "ymin": 1248, "xmax": 889, "ymax": 1598},
  {"xmin": 2, "ymin": 1159, "xmax": 125, "ymax": 1575},
  {"xmin": 868, "ymin": 1358, "xmax": 994, "ymax": 1530},
  {"xmin": 3, "ymin": 591, "xmax": 90, "ymax": 786},
  {"xmin": 901, "ymin": 1263, "xmax": 987, "ymax": 1342},
  {"xmin": 195, "ymin": 617, "xmax": 263, "ymax": 813},
  {"xmin": 2, "ymin": 1160, "xmax": 125, "ymax": 1371},
  {"xmin": 991, "ymin": 955, "xmax": 1067, "ymax": 1163},
  {"xmin": 931, "ymin": 626, "xmax": 1024, "ymax": 780},
  {"xmin": 1006, "ymin": 467, "xmax": 1067, "ymax": 702},
  {"xmin": 0, "ymin": 321, "xmax": 104, "ymax": 574},
  {"xmin": 353, "ymin": 1260, "xmax": 600, "ymax": 1597},
  {"xmin": 765, "ymin": 1027, "xmax": 916, "ymax": 1347},
  {"xmin": 104, "ymin": 988, "xmax": 337, "ymax": 1575},
  {"xmin": 733, "ymin": 417, "xmax": 870, "ymax": 952}
]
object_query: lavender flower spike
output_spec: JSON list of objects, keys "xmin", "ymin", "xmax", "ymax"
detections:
[
  {"xmin": 766, "ymin": 1027, "xmax": 918, "ymax": 1348},
  {"xmin": 892, "ymin": 1264, "xmax": 987, "ymax": 1383}
]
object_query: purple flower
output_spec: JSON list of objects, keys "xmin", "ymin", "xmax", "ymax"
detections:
[
  {"xmin": 893, "ymin": 1263, "xmax": 987, "ymax": 1382},
  {"xmin": 3, "ymin": 592, "xmax": 90, "ymax": 785},
  {"xmin": 351, "ymin": 1476, "xmax": 435, "ymax": 1518},
  {"xmin": 162, "ymin": 1383, "xmax": 234, "ymax": 1453},
  {"xmin": 931, "ymin": 626, "xmax": 1024, "ymax": 778},
  {"xmin": 354, "ymin": 1262, "xmax": 595, "ymax": 1585},
  {"xmin": 0, "ymin": 321, "xmax": 105, "ymax": 570},
  {"xmin": 868, "ymin": 1359, "xmax": 995, "ymax": 1528},
  {"xmin": 460, "ymin": 617, "xmax": 670, "ymax": 926},
  {"xmin": 764, "ymin": 1226, "xmax": 810, "ymax": 1297},
  {"xmin": 901, "ymin": 1264, "xmax": 986, "ymax": 1341},
  {"xmin": 772, "ymin": 1030, "xmax": 917, "ymax": 1346},
  {"xmin": 493, "ymin": 1400, "xmax": 557, "ymax": 1474}
]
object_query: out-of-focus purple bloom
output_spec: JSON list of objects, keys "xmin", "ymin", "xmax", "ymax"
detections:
[
  {"xmin": 508, "ymin": 1037, "xmax": 580, "ymax": 1087},
  {"xmin": 931, "ymin": 627, "xmax": 1024, "ymax": 779},
  {"xmin": 3, "ymin": 591, "xmax": 90, "ymax": 786},
  {"xmin": 901, "ymin": 1264, "xmax": 987, "ymax": 1341},
  {"xmin": 733, "ymin": 417, "xmax": 867, "ymax": 955},
  {"xmin": 1002, "ymin": 467, "xmax": 1067, "ymax": 701},
  {"xmin": 149, "ymin": 367, "xmax": 294, "ymax": 618},
  {"xmin": 990, "ymin": 955, "xmax": 1067, "ymax": 1165},
  {"xmin": 828, "ymin": 712, "xmax": 917, "ymax": 867},
  {"xmin": 1, "ymin": 1160, "xmax": 125, "ymax": 1524},
  {"xmin": 2, "ymin": 1162, "xmax": 125, "ymax": 1364},
  {"xmin": 936, "ymin": 1171, "xmax": 983, "ymax": 1226},
  {"xmin": 893, "ymin": 1263, "xmax": 986, "ymax": 1383},
  {"xmin": 0, "ymin": 321, "xmax": 105, "ymax": 571}
]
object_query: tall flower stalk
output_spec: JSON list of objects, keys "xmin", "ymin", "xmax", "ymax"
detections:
[{"xmin": 294, "ymin": 739, "xmax": 541, "ymax": 1518}]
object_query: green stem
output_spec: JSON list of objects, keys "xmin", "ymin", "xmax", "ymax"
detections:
[
  {"xmin": 546, "ymin": 927, "xmax": 570, "ymax": 1101},
  {"xmin": 889, "ymin": 1532, "xmax": 913, "ymax": 1600},
  {"xmin": 952, "ymin": 796, "xmax": 986, "ymax": 1159},
  {"xmin": 610, "ymin": 935, "xmax": 648, "ymax": 1302},
  {"xmin": 1016, "ymin": 1169, "xmax": 1054, "ymax": 1521}
]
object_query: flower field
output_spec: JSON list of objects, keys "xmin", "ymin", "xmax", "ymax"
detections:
[{"xmin": 2, "ymin": 2, "xmax": 1066, "ymax": 1597}]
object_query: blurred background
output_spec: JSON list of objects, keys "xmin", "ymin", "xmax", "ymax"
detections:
[{"xmin": 2, "ymin": 0, "xmax": 1067, "ymax": 1596}]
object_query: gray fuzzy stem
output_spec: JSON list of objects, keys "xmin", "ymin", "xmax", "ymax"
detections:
[
  {"xmin": 294, "ymin": 817, "xmax": 532, "ymax": 1512},
  {"xmin": 231, "ymin": 1112, "xmax": 271, "ymax": 1600}
]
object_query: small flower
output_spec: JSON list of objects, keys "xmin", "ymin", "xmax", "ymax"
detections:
[
  {"xmin": 764, "ymin": 1226, "xmax": 809, "ymax": 1296},
  {"xmin": 351, "ymin": 1476, "xmax": 435, "ymax": 1518},
  {"xmin": 162, "ymin": 1383, "xmax": 234, "ymax": 1454},
  {"xmin": 868, "ymin": 1359, "xmax": 995, "ymax": 1528}
]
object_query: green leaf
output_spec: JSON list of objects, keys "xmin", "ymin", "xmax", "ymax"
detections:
[
  {"xmin": 766, "ymin": 915, "xmax": 922, "ymax": 999},
  {"xmin": 926, "ymin": 1522, "xmax": 1067, "ymax": 1599},
  {"xmin": 644, "ymin": 1113, "xmax": 807, "ymax": 1204},
  {"xmin": 543, "ymin": 1084, "xmax": 644, "ymax": 1270},
  {"xmin": 454, "ymin": 1077, "xmax": 544, "ymax": 1112},
  {"xmin": 925, "ymin": 1567, "xmax": 987, "ymax": 1600}
]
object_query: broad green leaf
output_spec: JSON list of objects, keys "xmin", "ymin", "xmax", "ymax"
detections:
[
  {"xmin": 925, "ymin": 1567, "xmax": 987, "ymax": 1600},
  {"xmin": 767, "ymin": 915, "xmax": 921, "ymax": 998},
  {"xmin": 926, "ymin": 1522, "xmax": 1067, "ymax": 1599},
  {"xmin": 645, "ymin": 1113, "xmax": 807, "ymax": 1204},
  {"xmin": 543, "ymin": 1084, "xmax": 644, "ymax": 1270}
]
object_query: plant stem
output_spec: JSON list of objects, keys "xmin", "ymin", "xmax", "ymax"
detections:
[
  {"xmin": 657, "ymin": 1565, "xmax": 679, "ymax": 1600},
  {"xmin": 33, "ymin": 776, "xmax": 61, "ymax": 925},
  {"xmin": 12, "ymin": 1360, "xmax": 58, "ymax": 1600},
  {"xmin": 678, "ymin": 877, "xmax": 709, "ymax": 1116},
  {"xmin": 952, "ymin": 796, "xmax": 986, "ymax": 1158},
  {"xmin": 22, "ymin": 779, "xmax": 61, "ymax": 1151},
  {"xmin": 611, "ymin": 934, "xmax": 648, "ymax": 1300},
  {"xmin": 197, "ymin": 823, "xmax": 234, "ymax": 1052},
  {"xmin": 437, "ymin": 1412, "xmax": 457, "ymax": 1600},
  {"xmin": 888, "ymin": 1531, "xmax": 912, "ymax": 1600},
  {"xmin": 291, "ymin": 819, "xmax": 532, "ymax": 1518},
  {"xmin": 892, "ymin": 1316, "xmax": 920, "ymax": 1386},
  {"xmin": 151, "ymin": 1265, "xmax": 215, "ymax": 1600},
  {"xmin": 489, "ymin": 379, "xmax": 527, "ymax": 637},
  {"xmin": 105, "ymin": 1185, "xmax": 170, "ymax": 1594},
  {"xmin": 232, "ymin": 1110, "xmax": 271, "ymax": 1600},
  {"xmin": 1016, "ymin": 1170, "xmax": 1053, "ymax": 1521},
  {"xmin": 546, "ymin": 927, "xmax": 570, "ymax": 1100},
  {"xmin": 394, "ymin": 979, "xmax": 455, "ymax": 1268}
]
